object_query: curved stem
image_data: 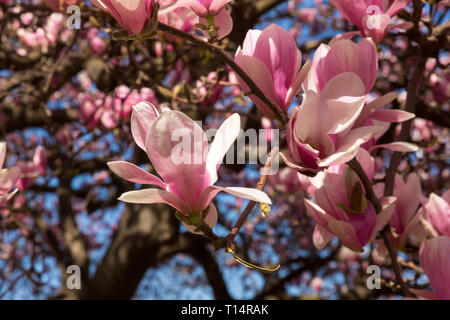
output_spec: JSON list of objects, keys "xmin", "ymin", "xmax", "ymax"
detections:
[{"xmin": 156, "ymin": 22, "xmax": 288, "ymax": 125}]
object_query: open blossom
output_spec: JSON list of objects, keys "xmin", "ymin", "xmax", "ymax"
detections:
[
  {"xmin": 414, "ymin": 237, "xmax": 450, "ymax": 300},
  {"xmin": 92, "ymin": 0, "xmax": 156, "ymax": 35},
  {"xmin": 0, "ymin": 142, "xmax": 21, "ymax": 207},
  {"xmin": 421, "ymin": 191, "xmax": 450, "ymax": 237},
  {"xmin": 108, "ymin": 102, "xmax": 271, "ymax": 233},
  {"xmin": 234, "ymin": 24, "xmax": 311, "ymax": 118},
  {"xmin": 282, "ymin": 72, "xmax": 383, "ymax": 173},
  {"xmin": 330, "ymin": 0, "xmax": 412, "ymax": 43},
  {"xmin": 306, "ymin": 38, "xmax": 415, "ymax": 142},
  {"xmin": 304, "ymin": 163, "xmax": 396, "ymax": 252}
]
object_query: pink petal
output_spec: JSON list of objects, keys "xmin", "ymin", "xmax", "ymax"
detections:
[
  {"xmin": 195, "ymin": 185, "xmax": 271, "ymax": 213},
  {"xmin": 304, "ymin": 198, "xmax": 334, "ymax": 228},
  {"xmin": 356, "ymin": 92, "xmax": 398, "ymax": 126},
  {"xmin": 209, "ymin": 0, "xmax": 232, "ymax": 15},
  {"xmin": 420, "ymin": 237, "xmax": 450, "ymax": 300},
  {"xmin": 425, "ymin": 193, "xmax": 450, "ymax": 237},
  {"xmin": 369, "ymin": 196, "xmax": 396, "ymax": 242},
  {"xmin": 238, "ymin": 29, "xmax": 262, "ymax": 56},
  {"xmin": 0, "ymin": 167, "xmax": 21, "ymax": 194},
  {"xmin": 285, "ymin": 60, "xmax": 312, "ymax": 106},
  {"xmin": 370, "ymin": 142, "xmax": 418, "ymax": 153},
  {"xmin": 253, "ymin": 24, "xmax": 300, "ymax": 107},
  {"xmin": 318, "ymin": 125, "xmax": 384, "ymax": 167},
  {"xmin": 118, "ymin": 188, "xmax": 192, "ymax": 213},
  {"xmin": 313, "ymin": 224, "xmax": 333, "ymax": 249},
  {"xmin": 131, "ymin": 102, "xmax": 159, "ymax": 151},
  {"xmin": 0, "ymin": 142, "xmax": 6, "ymax": 169},
  {"xmin": 386, "ymin": 0, "xmax": 412, "ymax": 17},
  {"xmin": 206, "ymin": 113, "xmax": 240, "ymax": 185},
  {"xmin": 328, "ymin": 219, "xmax": 363, "ymax": 252},
  {"xmin": 212, "ymin": 7, "xmax": 233, "ymax": 39},
  {"xmin": 355, "ymin": 148, "xmax": 375, "ymax": 180},
  {"xmin": 370, "ymin": 109, "xmax": 415, "ymax": 123},
  {"xmin": 107, "ymin": 161, "xmax": 166, "ymax": 189},
  {"xmin": 233, "ymin": 54, "xmax": 279, "ymax": 118}
]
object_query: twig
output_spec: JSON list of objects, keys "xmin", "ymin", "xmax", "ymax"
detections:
[{"xmin": 224, "ymin": 148, "xmax": 276, "ymax": 249}]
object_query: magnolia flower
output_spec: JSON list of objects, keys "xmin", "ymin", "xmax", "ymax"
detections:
[
  {"xmin": 330, "ymin": 0, "xmax": 413, "ymax": 43},
  {"xmin": 304, "ymin": 164, "xmax": 396, "ymax": 252},
  {"xmin": 421, "ymin": 191, "xmax": 450, "ymax": 238},
  {"xmin": 234, "ymin": 24, "xmax": 311, "ymax": 119},
  {"xmin": 0, "ymin": 142, "xmax": 20, "ymax": 206},
  {"xmin": 160, "ymin": 0, "xmax": 232, "ymax": 39},
  {"xmin": 108, "ymin": 102, "xmax": 271, "ymax": 233},
  {"xmin": 413, "ymin": 237, "xmax": 450, "ymax": 300},
  {"xmin": 282, "ymin": 72, "xmax": 383, "ymax": 173},
  {"xmin": 305, "ymin": 38, "xmax": 416, "ymax": 152},
  {"xmin": 92, "ymin": 0, "xmax": 156, "ymax": 35}
]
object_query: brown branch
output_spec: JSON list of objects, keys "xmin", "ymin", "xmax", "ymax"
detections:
[
  {"xmin": 348, "ymin": 158, "xmax": 413, "ymax": 297},
  {"xmin": 156, "ymin": 22, "xmax": 288, "ymax": 125}
]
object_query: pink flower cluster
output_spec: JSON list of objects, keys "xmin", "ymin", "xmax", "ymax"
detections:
[{"xmin": 78, "ymin": 86, "xmax": 158, "ymax": 130}]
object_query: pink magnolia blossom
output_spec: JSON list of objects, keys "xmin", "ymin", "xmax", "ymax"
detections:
[
  {"xmin": 0, "ymin": 142, "xmax": 21, "ymax": 206},
  {"xmin": 330, "ymin": 0, "xmax": 413, "ymax": 43},
  {"xmin": 282, "ymin": 72, "xmax": 383, "ymax": 173},
  {"xmin": 413, "ymin": 237, "xmax": 450, "ymax": 300},
  {"xmin": 92, "ymin": 0, "xmax": 156, "ymax": 35},
  {"xmin": 421, "ymin": 191, "xmax": 450, "ymax": 238},
  {"xmin": 108, "ymin": 103, "xmax": 271, "ymax": 233},
  {"xmin": 304, "ymin": 164, "xmax": 396, "ymax": 252},
  {"xmin": 234, "ymin": 24, "xmax": 311, "ymax": 118},
  {"xmin": 305, "ymin": 38, "xmax": 416, "ymax": 152}
]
